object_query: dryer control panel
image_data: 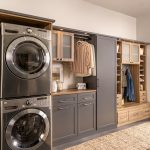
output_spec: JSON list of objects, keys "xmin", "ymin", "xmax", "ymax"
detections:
[
  {"xmin": 1, "ymin": 22, "xmax": 51, "ymax": 40},
  {"xmin": 2, "ymin": 96, "xmax": 51, "ymax": 113}
]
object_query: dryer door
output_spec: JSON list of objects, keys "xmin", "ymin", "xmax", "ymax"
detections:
[
  {"xmin": 6, "ymin": 36, "xmax": 50, "ymax": 79},
  {"xmin": 6, "ymin": 109, "xmax": 50, "ymax": 150}
]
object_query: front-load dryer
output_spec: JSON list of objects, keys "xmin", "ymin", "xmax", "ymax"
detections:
[
  {"xmin": 0, "ymin": 23, "xmax": 51, "ymax": 98},
  {"xmin": 0, "ymin": 96, "xmax": 52, "ymax": 150}
]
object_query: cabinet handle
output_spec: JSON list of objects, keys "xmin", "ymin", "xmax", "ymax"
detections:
[
  {"xmin": 56, "ymin": 58, "xmax": 59, "ymax": 60},
  {"xmin": 97, "ymin": 78, "xmax": 100, "ymax": 87},
  {"xmin": 60, "ymin": 58, "xmax": 63, "ymax": 61}
]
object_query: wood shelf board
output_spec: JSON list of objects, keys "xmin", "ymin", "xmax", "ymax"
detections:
[
  {"xmin": 52, "ymin": 89, "xmax": 97, "ymax": 96},
  {"xmin": 118, "ymin": 102, "xmax": 150, "ymax": 110},
  {"xmin": 0, "ymin": 9, "xmax": 55, "ymax": 29}
]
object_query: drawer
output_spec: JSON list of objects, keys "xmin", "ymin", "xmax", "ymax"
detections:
[
  {"xmin": 140, "ymin": 95, "xmax": 147, "ymax": 103},
  {"xmin": 117, "ymin": 94, "xmax": 122, "ymax": 99},
  {"xmin": 129, "ymin": 109, "xmax": 141, "ymax": 121},
  {"xmin": 118, "ymin": 111, "xmax": 128, "ymax": 124},
  {"xmin": 140, "ymin": 91, "xmax": 146, "ymax": 97},
  {"xmin": 53, "ymin": 94, "xmax": 77, "ymax": 107},
  {"xmin": 117, "ymin": 100, "xmax": 122, "ymax": 108},
  {"xmin": 143, "ymin": 108, "xmax": 150, "ymax": 116},
  {"xmin": 78, "ymin": 92, "xmax": 96, "ymax": 103}
]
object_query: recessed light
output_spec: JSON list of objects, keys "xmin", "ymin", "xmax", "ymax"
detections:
[{"xmin": 60, "ymin": 29, "xmax": 64, "ymax": 31}]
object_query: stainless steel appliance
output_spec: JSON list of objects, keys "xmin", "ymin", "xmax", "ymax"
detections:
[
  {"xmin": 0, "ymin": 23, "xmax": 51, "ymax": 98},
  {"xmin": 0, "ymin": 96, "xmax": 52, "ymax": 150}
]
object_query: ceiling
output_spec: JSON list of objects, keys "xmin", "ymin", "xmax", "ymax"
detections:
[{"xmin": 84, "ymin": 0, "xmax": 150, "ymax": 17}]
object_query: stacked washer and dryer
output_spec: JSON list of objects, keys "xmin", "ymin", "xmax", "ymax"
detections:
[{"xmin": 0, "ymin": 23, "xmax": 52, "ymax": 150}]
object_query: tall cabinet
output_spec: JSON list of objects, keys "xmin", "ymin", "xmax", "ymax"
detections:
[{"xmin": 96, "ymin": 35, "xmax": 117, "ymax": 131}]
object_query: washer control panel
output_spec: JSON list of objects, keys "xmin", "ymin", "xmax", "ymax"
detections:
[{"xmin": 2, "ymin": 96, "xmax": 51, "ymax": 113}]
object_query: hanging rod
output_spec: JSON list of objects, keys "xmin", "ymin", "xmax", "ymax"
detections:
[
  {"xmin": 74, "ymin": 35, "xmax": 90, "ymax": 40},
  {"xmin": 74, "ymin": 32, "xmax": 90, "ymax": 37},
  {"xmin": 74, "ymin": 33, "xmax": 91, "ymax": 40}
]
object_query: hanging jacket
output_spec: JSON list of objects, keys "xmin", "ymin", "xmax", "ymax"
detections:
[{"xmin": 124, "ymin": 68, "xmax": 135, "ymax": 102}]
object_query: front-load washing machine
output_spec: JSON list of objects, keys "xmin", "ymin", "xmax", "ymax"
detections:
[
  {"xmin": 0, "ymin": 23, "xmax": 52, "ymax": 98},
  {"xmin": 0, "ymin": 96, "xmax": 52, "ymax": 150}
]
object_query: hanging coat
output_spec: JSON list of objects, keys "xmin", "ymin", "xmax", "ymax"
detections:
[{"xmin": 124, "ymin": 68, "xmax": 135, "ymax": 102}]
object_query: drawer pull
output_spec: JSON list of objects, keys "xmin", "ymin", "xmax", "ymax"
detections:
[
  {"xmin": 83, "ymin": 97, "xmax": 92, "ymax": 100},
  {"xmin": 82, "ymin": 103, "xmax": 92, "ymax": 106},
  {"xmin": 133, "ymin": 113, "xmax": 139, "ymax": 116},
  {"xmin": 57, "ymin": 107, "xmax": 68, "ymax": 110},
  {"xmin": 58, "ymin": 100, "xmax": 66, "ymax": 103}
]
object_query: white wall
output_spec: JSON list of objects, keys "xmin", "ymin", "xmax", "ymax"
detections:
[
  {"xmin": 0, "ymin": 0, "xmax": 136, "ymax": 39},
  {"xmin": 137, "ymin": 16, "xmax": 150, "ymax": 102},
  {"xmin": 137, "ymin": 15, "xmax": 150, "ymax": 42}
]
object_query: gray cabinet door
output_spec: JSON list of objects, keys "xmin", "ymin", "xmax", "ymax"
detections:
[
  {"xmin": 97, "ymin": 36, "xmax": 117, "ymax": 131},
  {"xmin": 53, "ymin": 104, "xmax": 77, "ymax": 142},
  {"xmin": 78, "ymin": 100, "xmax": 96, "ymax": 134}
]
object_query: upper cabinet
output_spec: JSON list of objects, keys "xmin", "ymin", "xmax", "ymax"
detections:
[
  {"xmin": 122, "ymin": 42, "xmax": 140, "ymax": 64},
  {"xmin": 131, "ymin": 44, "xmax": 140, "ymax": 63},
  {"xmin": 52, "ymin": 31, "xmax": 74, "ymax": 62}
]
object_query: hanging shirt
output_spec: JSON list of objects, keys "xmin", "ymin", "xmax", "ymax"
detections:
[{"xmin": 71, "ymin": 41, "xmax": 96, "ymax": 77}]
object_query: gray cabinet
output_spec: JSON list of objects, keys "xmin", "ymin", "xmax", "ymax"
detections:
[
  {"xmin": 52, "ymin": 92, "xmax": 96, "ymax": 144},
  {"xmin": 78, "ymin": 100, "xmax": 96, "ymax": 134},
  {"xmin": 53, "ymin": 94, "xmax": 77, "ymax": 143},
  {"xmin": 78, "ymin": 93, "xmax": 96, "ymax": 134},
  {"xmin": 96, "ymin": 35, "xmax": 117, "ymax": 131}
]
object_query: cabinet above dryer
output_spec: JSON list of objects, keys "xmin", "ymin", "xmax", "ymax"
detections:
[{"xmin": 52, "ymin": 31, "xmax": 74, "ymax": 62}]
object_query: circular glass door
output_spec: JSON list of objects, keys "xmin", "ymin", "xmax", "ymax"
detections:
[
  {"xmin": 6, "ymin": 36, "xmax": 50, "ymax": 79},
  {"xmin": 6, "ymin": 109, "xmax": 49, "ymax": 150}
]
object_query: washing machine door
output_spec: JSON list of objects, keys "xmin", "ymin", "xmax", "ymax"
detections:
[
  {"xmin": 6, "ymin": 36, "xmax": 50, "ymax": 79},
  {"xmin": 6, "ymin": 109, "xmax": 50, "ymax": 150}
]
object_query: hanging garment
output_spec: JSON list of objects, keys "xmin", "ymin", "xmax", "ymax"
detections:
[
  {"xmin": 124, "ymin": 68, "xmax": 135, "ymax": 102},
  {"xmin": 90, "ymin": 44, "xmax": 96, "ymax": 76},
  {"xmin": 122, "ymin": 65, "xmax": 128, "ymax": 99},
  {"xmin": 71, "ymin": 41, "xmax": 96, "ymax": 77}
]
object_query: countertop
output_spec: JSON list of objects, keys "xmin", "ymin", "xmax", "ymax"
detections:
[{"xmin": 52, "ymin": 89, "xmax": 96, "ymax": 96}]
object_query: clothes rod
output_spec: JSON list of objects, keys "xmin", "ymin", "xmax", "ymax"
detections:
[
  {"xmin": 74, "ymin": 36, "xmax": 90, "ymax": 40},
  {"xmin": 74, "ymin": 33, "xmax": 91, "ymax": 40},
  {"xmin": 74, "ymin": 32, "xmax": 90, "ymax": 37}
]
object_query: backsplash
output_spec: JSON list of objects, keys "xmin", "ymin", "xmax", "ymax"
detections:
[{"xmin": 62, "ymin": 63, "xmax": 83, "ymax": 89}]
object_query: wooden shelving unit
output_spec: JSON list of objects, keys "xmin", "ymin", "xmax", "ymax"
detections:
[
  {"xmin": 117, "ymin": 42, "xmax": 122, "ymax": 94},
  {"xmin": 116, "ymin": 40, "xmax": 148, "ymax": 126},
  {"xmin": 116, "ymin": 41, "xmax": 123, "ymax": 107},
  {"xmin": 139, "ymin": 45, "xmax": 147, "ymax": 103}
]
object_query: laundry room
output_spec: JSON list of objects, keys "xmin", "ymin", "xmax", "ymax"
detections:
[{"xmin": 1, "ymin": 0, "xmax": 150, "ymax": 150}]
